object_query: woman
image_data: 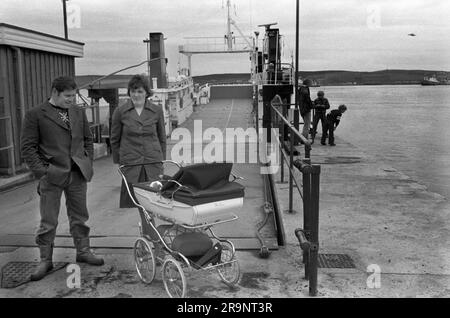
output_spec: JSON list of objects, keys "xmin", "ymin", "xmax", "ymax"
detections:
[{"xmin": 111, "ymin": 74, "xmax": 167, "ymax": 208}]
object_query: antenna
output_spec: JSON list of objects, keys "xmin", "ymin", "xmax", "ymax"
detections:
[
  {"xmin": 178, "ymin": 0, "xmax": 254, "ymax": 75},
  {"xmin": 257, "ymin": 23, "xmax": 278, "ymax": 32}
]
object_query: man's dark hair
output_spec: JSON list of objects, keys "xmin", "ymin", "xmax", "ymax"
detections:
[
  {"xmin": 303, "ymin": 78, "xmax": 312, "ymax": 86},
  {"xmin": 338, "ymin": 104, "xmax": 347, "ymax": 112},
  {"xmin": 127, "ymin": 74, "xmax": 152, "ymax": 97},
  {"xmin": 51, "ymin": 76, "xmax": 77, "ymax": 93}
]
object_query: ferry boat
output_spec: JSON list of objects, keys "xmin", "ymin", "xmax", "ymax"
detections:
[
  {"xmin": 421, "ymin": 74, "xmax": 450, "ymax": 85},
  {"xmin": 76, "ymin": 33, "xmax": 201, "ymax": 139},
  {"xmin": 149, "ymin": 70, "xmax": 195, "ymax": 132},
  {"xmin": 421, "ymin": 75, "xmax": 441, "ymax": 85}
]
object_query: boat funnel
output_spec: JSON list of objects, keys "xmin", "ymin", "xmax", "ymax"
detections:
[{"xmin": 149, "ymin": 32, "xmax": 168, "ymax": 89}]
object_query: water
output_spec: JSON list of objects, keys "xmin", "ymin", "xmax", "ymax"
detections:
[
  {"xmin": 80, "ymin": 84, "xmax": 450, "ymax": 199},
  {"xmin": 309, "ymin": 85, "xmax": 450, "ymax": 199}
]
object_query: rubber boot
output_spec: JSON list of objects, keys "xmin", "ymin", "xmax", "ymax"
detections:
[
  {"xmin": 30, "ymin": 245, "xmax": 54, "ymax": 281},
  {"xmin": 74, "ymin": 237, "xmax": 104, "ymax": 266}
]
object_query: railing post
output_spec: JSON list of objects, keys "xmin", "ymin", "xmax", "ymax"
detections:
[
  {"xmin": 279, "ymin": 111, "xmax": 285, "ymax": 183},
  {"xmin": 305, "ymin": 143, "xmax": 311, "ymax": 160},
  {"xmin": 302, "ymin": 164, "xmax": 311, "ymax": 278},
  {"xmin": 294, "ymin": 0, "xmax": 300, "ymax": 146},
  {"xmin": 308, "ymin": 164, "xmax": 320, "ymax": 296},
  {"xmin": 288, "ymin": 123, "xmax": 295, "ymax": 213},
  {"xmin": 274, "ymin": 101, "xmax": 320, "ymax": 296}
]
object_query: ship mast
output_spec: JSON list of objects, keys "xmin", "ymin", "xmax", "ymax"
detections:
[
  {"xmin": 226, "ymin": 0, "xmax": 233, "ymax": 50},
  {"xmin": 178, "ymin": 0, "xmax": 254, "ymax": 76}
]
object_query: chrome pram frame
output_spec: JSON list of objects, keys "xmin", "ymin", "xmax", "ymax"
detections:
[{"xmin": 118, "ymin": 160, "xmax": 242, "ymax": 298}]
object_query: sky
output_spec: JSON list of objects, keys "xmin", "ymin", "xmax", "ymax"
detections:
[{"xmin": 1, "ymin": 0, "xmax": 449, "ymax": 76}]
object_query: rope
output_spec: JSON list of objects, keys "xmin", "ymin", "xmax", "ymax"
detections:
[{"xmin": 78, "ymin": 57, "xmax": 165, "ymax": 90}]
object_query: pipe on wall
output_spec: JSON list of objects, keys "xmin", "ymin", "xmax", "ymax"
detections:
[{"xmin": 11, "ymin": 46, "xmax": 26, "ymax": 120}]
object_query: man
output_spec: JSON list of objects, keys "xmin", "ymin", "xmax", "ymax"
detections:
[
  {"xmin": 298, "ymin": 79, "xmax": 314, "ymax": 141},
  {"xmin": 311, "ymin": 91, "xmax": 331, "ymax": 144},
  {"xmin": 21, "ymin": 76, "xmax": 104, "ymax": 281},
  {"xmin": 321, "ymin": 104, "xmax": 347, "ymax": 146}
]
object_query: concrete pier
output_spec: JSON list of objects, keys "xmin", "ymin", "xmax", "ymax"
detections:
[{"xmin": 0, "ymin": 99, "xmax": 449, "ymax": 298}]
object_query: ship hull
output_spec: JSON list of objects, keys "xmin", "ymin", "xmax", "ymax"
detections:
[{"xmin": 421, "ymin": 81, "xmax": 440, "ymax": 86}]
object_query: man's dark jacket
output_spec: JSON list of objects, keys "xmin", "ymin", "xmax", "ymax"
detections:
[
  {"xmin": 21, "ymin": 101, "xmax": 94, "ymax": 186},
  {"xmin": 313, "ymin": 97, "xmax": 330, "ymax": 113},
  {"xmin": 298, "ymin": 85, "xmax": 313, "ymax": 116},
  {"xmin": 326, "ymin": 109, "xmax": 344, "ymax": 128}
]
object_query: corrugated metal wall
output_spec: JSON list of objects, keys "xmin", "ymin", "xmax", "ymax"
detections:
[{"xmin": 0, "ymin": 45, "xmax": 75, "ymax": 173}]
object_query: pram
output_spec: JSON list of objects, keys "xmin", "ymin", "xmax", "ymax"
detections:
[{"xmin": 118, "ymin": 161, "xmax": 244, "ymax": 298}]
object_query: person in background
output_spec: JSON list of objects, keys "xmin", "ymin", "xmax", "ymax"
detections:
[
  {"xmin": 311, "ymin": 90, "xmax": 330, "ymax": 144},
  {"xmin": 321, "ymin": 104, "xmax": 347, "ymax": 146},
  {"xmin": 110, "ymin": 75, "xmax": 166, "ymax": 209},
  {"xmin": 298, "ymin": 78, "xmax": 314, "ymax": 141},
  {"xmin": 21, "ymin": 76, "xmax": 104, "ymax": 281}
]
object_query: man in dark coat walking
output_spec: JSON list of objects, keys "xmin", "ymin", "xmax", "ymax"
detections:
[
  {"xmin": 21, "ymin": 76, "xmax": 104, "ymax": 281},
  {"xmin": 298, "ymin": 79, "xmax": 314, "ymax": 141}
]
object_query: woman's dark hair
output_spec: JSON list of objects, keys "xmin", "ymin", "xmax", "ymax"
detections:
[
  {"xmin": 127, "ymin": 75, "xmax": 152, "ymax": 97},
  {"xmin": 51, "ymin": 76, "xmax": 77, "ymax": 93}
]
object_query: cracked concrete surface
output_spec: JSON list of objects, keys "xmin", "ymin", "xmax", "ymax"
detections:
[{"xmin": 1, "ymin": 102, "xmax": 449, "ymax": 298}]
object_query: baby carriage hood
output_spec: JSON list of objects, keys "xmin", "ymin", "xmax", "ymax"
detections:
[{"xmin": 160, "ymin": 162, "xmax": 245, "ymax": 206}]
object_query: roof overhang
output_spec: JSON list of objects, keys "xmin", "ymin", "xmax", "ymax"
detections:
[{"xmin": 0, "ymin": 23, "xmax": 84, "ymax": 57}]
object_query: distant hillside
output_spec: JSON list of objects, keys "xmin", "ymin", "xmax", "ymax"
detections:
[
  {"xmin": 301, "ymin": 70, "xmax": 450, "ymax": 85},
  {"xmin": 76, "ymin": 70, "xmax": 450, "ymax": 88},
  {"xmin": 193, "ymin": 70, "xmax": 450, "ymax": 86}
]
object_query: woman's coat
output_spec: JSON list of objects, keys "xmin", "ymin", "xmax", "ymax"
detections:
[{"xmin": 110, "ymin": 99, "xmax": 167, "ymax": 184}]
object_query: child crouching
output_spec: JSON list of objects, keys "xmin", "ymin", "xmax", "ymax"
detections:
[{"xmin": 321, "ymin": 104, "xmax": 347, "ymax": 146}]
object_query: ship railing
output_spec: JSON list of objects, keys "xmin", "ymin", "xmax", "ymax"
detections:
[
  {"xmin": 168, "ymin": 77, "xmax": 193, "ymax": 89},
  {"xmin": 270, "ymin": 96, "xmax": 320, "ymax": 297},
  {"xmin": 75, "ymin": 101, "xmax": 104, "ymax": 144},
  {"xmin": 257, "ymin": 62, "xmax": 294, "ymax": 85},
  {"xmin": 77, "ymin": 57, "xmax": 166, "ymax": 147},
  {"xmin": 179, "ymin": 36, "xmax": 253, "ymax": 53}
]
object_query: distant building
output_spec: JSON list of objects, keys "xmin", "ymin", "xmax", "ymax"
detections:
[{"xmin": 0, "ymin": 23, "xmax": 84, "ymax": 175}]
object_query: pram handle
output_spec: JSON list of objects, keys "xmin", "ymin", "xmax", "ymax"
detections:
[
  {"xmin": 117, "ymin": 160, "xmax": 182, "ymax": 209},
  {"xmin": 162, "ymin": 179, "xmax": 190, "ymax": 202},
  {"xmin": 230, "ymin": 172, "xmax": 244, "ymax": 182}
]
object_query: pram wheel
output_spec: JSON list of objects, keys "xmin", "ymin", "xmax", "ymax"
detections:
[
  {"xmin": 134, "ymin": 238, "xmax": 156, "ymax": 284},
  {"xmin": 217, "ymin": 243, "xmax": 240, "ymax": 287},
  {"xmin": 162, "ymin": 256, "xmax": 187, "ymax": 298}
]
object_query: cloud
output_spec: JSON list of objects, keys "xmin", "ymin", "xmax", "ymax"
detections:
[{"xmin": 1, "ymin": 0, "xmax": 449, "ymax": 74}]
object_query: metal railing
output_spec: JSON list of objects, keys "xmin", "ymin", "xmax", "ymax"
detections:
[
  {"xmin": 270, "ymin": 97, "xmax": 320, "ymax": 296},
  {"xmin": 0, "ymin": 116, "xmax": 16, "ymax": 175},
  {"xmin": 179, "ymin": 36, "xmax": 253, "ymax": 53},
  {"xmin": 74, "ymin": 101, "xmax": 103, "ymax": 144},
  {"xmin": 259, "ymin": 63, "xmax": 294, "ymax": 86}
]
